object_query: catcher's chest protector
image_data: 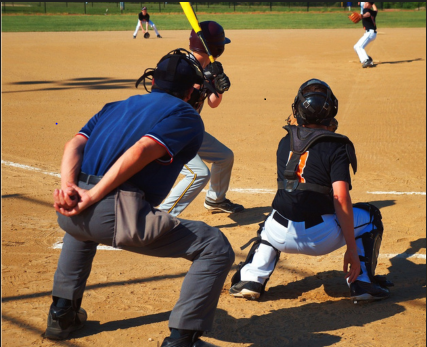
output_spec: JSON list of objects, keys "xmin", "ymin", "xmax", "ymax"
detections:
[{"xmin": 278, "ymin": 125, "xmax": 357, "ymax": 194}]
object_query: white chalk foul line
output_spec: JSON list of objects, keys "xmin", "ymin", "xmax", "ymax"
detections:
[
  {"xmin": 51, "ymin": 241, "xmax": 427, "ymax": 260},
  {"xmin": 2, "ymin": 160, "xmax": 426, "ymax": 197},
  {"xmin": 2, "ymin": 160, "xmax": 60, "ymax": 178}
]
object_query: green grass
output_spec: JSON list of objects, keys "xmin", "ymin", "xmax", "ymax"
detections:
[{"xmin": 2, "ymin": 11, "xmax": 426, "ymax": 32}]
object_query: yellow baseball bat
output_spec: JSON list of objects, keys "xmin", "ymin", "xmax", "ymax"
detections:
[{"xmin": 179, "ymin": 2, "xmax": 215, "ymax": 63}]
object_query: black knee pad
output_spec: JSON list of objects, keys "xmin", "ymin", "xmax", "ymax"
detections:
[{"xmin": 231, "ymin": 222, "xmax": 280, "ymax": 294}]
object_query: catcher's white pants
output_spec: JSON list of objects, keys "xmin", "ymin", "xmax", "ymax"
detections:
[
  {"xmin": 133, "ymin": 20, "xmax": 160, "ymax": 37},
  {"xmin": 354, "ymin": 29, "xmax": 377, "ymax": 63},
  {"xmin": 240, "ymin": 207, "xmax": 376, "ymax": 285}
]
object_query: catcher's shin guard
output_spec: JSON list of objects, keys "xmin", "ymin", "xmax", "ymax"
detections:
[
  {"xmin": 354, "ymin": 203, "xmax": 393, "ymax": 286},
  {"xmin": 230, "ymin": 222, "xmax": 281, "ymax": 295}
]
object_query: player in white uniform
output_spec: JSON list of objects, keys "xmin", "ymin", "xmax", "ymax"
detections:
[
  {"xmin": 133, "ymin": 7, "xmax": 162, "ymax": 39},
  {"xmin": 229, "ymin": 79, "xmax": 392, "ymax": 303},
  {"xmin": 358, "ymin": 2, "xmax": 365, "ymax": 13},
  {"xmin": 354, "ymin": 2, "xmax": 378, "ymax": 68},
  {"xmin": 159, "ymin": 21, "xmax": 244, "ymax": 216}
]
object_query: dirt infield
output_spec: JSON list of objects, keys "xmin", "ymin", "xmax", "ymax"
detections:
[{"xmin": 2, "ymin": 28, "xmax": 426, "ymax": 347}]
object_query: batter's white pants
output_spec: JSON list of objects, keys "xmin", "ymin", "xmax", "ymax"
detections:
[
  {"xmin": 159, "ymin": 131, "xmax": 234, "ymax": 216},
  {"xmin": 133, "ymin": 20, "xmax": 160, "ymax": 37},
  {"xmin": 240, "ymin": 207, "xmax": 377, "ymax": 285},
  {"xmin": 354, "ymin": 29, "xmax": 377, "ymax": 63}
]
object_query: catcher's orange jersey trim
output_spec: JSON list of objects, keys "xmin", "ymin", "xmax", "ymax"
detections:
[{"xmin": 288, "ymin": 151, "xmax": 309, "ymax": 183}]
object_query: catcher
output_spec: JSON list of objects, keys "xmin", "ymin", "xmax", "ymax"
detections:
[
  {"xmin": 350, "ymin": 2, "xmax": 378, "ymax": 68},
  {"xmin": 229, "ymin": 78, "xmax": 393, "ymax": 303}
]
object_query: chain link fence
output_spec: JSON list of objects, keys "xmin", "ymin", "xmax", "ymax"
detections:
[{"xmin": 2, "ymin": 2, "xmax": 426, "ymax": 14}]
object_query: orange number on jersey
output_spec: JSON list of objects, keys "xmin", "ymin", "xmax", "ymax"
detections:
[{"xmin": 288, "ymin": 151, "xmax": 309, "ymax": 183}]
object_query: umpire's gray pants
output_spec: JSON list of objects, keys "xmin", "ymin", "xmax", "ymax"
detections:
[
  {"xmin": 159, "ymin": 131, "xmax": 234, "ymax": 216},
  {"xmin": 52, "ymin": 181, "xmax": 234, "ymax": 332}
]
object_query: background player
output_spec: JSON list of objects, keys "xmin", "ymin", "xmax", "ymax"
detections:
[
  {"xmin": 354, "ymin": 2, "xmax": 378, "ymax": 68},
  {"xmin": 133, "ymin": 6, "xmax": 162, "ymax": 39},
  {"xmin": 358, "ymin": 2, "xmax": 365, "ymax": 13},
  {"xmin": 45, "ymin": 49, "xmax": 233, "ymax": 347},
  {"xmin": 159, "ymin": 21, "xmax": 244, "ymax": 216},
  {"xmin": 229, "ymin": 79, "xmax": 392, "ymax": 303}
]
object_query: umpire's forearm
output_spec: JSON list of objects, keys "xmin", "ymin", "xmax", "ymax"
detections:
[{"xmin": 60, "ymin": 135, "xmax": 87, "ymax": 190}]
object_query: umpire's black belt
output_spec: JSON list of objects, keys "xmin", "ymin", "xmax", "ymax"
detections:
[
  {"xmin": 79, "ymin": 172, "xmax": 103, "ymax": 185},
  {"xmin": 272, "ymin": 211, "xmax": 323, "ymax": 230}
]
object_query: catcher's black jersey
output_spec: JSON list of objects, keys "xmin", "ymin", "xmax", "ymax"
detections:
[
  {"xmin": 362, "ymin": 9, "xmax": 377, "ymax": 30},
  {"xmin": 272, "ymin": 134, "xmax": 352, "ymax": 222}
]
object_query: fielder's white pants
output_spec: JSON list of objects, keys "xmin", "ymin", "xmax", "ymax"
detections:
[
  {"xmin": 159, "ymin": 131, "xmax": 234, "ymax": 217},
  {"xmin": 240, "ymin": 207, "xmax": 376, "ymax": 285},
  {"xmin": 354, "ymin": 29, "xmax": 377, "ymax": 63},
  {"xmin": 134, "ymin": 20, "xmax": 160, "ymax": 37}
]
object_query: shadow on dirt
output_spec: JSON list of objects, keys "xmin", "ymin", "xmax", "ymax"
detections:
[{"xmin": 3, "ymin": 77, "xmax": 147, "ymax": 93}]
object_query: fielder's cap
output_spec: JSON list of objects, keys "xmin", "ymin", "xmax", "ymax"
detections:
[
  {"xmin": 142, "ymin": 6, "xmax": 147, "ymax": 10},
  {"xmin": 154, "ymin": 54, "xmax": 203, "ymax": 92}
]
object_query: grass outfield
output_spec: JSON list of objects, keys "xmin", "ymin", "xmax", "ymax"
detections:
[{"xmin": 2, "ymin": 11, "xmax": 426, "ymax": 32}]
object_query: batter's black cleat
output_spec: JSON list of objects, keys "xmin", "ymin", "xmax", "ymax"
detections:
[
  {"xmin": 350, "ymin": 280, "xmax": 390, "ymax": 304},
  {"xmin": 44, "ymin": 304, "xmax": 87, "ymax": 340},
  {"xmin": 229, "ymin": 281, "xmax": 263, "ymax": 300},
  {"xmin": 161, "ymin": 330, "xmax": 218, "ymax": 347},
  {"xmin": 204, "ymin": 199, "xmax": 244, "ymax": 213}
]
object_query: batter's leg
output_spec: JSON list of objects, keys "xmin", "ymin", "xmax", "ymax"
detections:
[{"xmin": 158, "ymin": 155, "xmax": 210, "ymax": 217}]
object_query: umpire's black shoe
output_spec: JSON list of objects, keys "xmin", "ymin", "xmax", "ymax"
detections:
[
  {"xmin": 229, "ymin": 281, "xmax": 263, "ymax": 300},
  {"xmin": 161, "ymin": 330, "xmax": 218, "ymax": 347},
  {"xmin": 204, "ymin": 199, "xmax": 244, "ymax": 213},
  {"xmin": 44, "ymin": 304, "xmax": 87, "ymax": 340},
  {"xmin": 350, "ymin": 280, "xmax": 390, "ymax": 303}
]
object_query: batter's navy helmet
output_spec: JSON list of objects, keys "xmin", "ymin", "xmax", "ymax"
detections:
[
  {"xmin": 292, "ymin": 79, "xmax": 338, "ymax": 126},
  {"xmin": 189, "ymin": 21, "xmax": 231, "ymax": 58}
]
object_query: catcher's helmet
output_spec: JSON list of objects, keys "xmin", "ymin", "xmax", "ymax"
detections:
[
  {"xmin": 189, "ymin": 21, "xmax": 230, "ymax": 58},
  {"xmin": 292, "ymin": 79, "xmax": 338, "ymax": 126},
  {"xmin": 135, "ymin": 48, "xmax": 205, "ymax": 93}
]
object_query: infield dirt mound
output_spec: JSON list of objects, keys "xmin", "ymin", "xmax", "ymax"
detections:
[{"xmin": 2, "ymin": 29, "xmax": 426, "ymax": 346}]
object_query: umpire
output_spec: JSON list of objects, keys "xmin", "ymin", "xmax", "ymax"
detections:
[{"xmin": 45, "ymin": 49, "xmax": 233, "ymax": 347}]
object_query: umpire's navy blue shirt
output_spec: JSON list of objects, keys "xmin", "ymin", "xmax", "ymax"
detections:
[{"xmin": 78, "ymin": 89, "xmax": 204, "ymax": 206}]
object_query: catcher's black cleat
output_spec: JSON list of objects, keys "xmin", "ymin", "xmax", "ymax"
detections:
[
  {"xmin": 229, "ymin": 281, "xmax": 263, "ymax": 300},
  {"xmin": 204, "ymin": 199, "xmax": 244, "ymax": 213},
  {"xmin": 44, "ymin": 304, "xmax": 87, "ymax": 340},
  {"xmin": 350, "ymin": 280, "xmax": 390, "ymax": 304}
]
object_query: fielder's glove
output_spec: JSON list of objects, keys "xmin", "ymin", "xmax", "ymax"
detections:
[
  {"xmin": 214, "ymin": 73, "xmax": 230, "ymax": 94},
  {"xmin": 204, "ymin": 61, "xmax": 224, "ymax": 81},
  {"xmin": 349, "ymin": 12, "xmax": 363, "ymax": 24},
  {"xmin": 144, "ymin": 32, "xmax": 150, "ymax": 39}
]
